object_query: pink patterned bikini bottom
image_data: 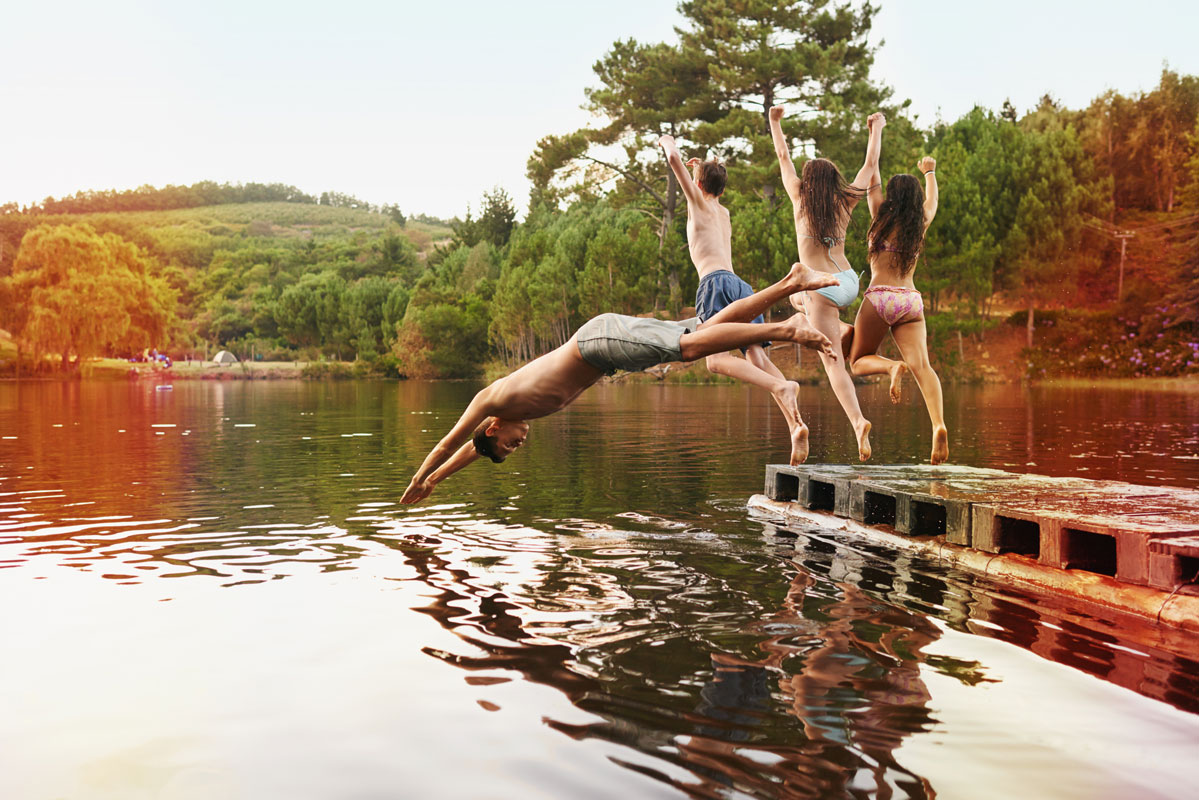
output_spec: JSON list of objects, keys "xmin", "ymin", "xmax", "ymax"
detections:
[{"xmin": 864, "ymin": 285, "xmax": 924, "ymax": 327}]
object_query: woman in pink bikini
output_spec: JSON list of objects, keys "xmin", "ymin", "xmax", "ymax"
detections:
[{"xmin": 848, "ymin": 155, "xmax": 948, "ymax": 465}]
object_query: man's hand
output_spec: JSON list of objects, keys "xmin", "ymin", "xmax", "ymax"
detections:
[
  {"xmin": 867, "ymin": 112, "xmax": 886, "ymax": 131},
  {"xmin": 769, "ymin": 105, "xmax": 785, "ymax": 123},
  {"xmin": 401, "ymin": 478, "xmax": 435, "ymax": 505},
  {"xmin": 919, "ymin": 156, "xmax": 936, "ymax": 173}
]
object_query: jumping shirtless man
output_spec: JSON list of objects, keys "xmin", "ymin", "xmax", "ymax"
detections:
[
  {"xmin": 400, "ymin": 263, "xmax": 839, "ymax": 505},
  {"xmin": 659, "ymin": 135, "xmax": 815, "ymax": 465}
]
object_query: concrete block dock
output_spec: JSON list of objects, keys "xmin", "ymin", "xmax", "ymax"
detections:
[{"xmin": 754, "ymin": 464, "xmax": 1199, "ymax": 633}]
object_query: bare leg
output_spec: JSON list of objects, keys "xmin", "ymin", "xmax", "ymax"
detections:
[
  {"xmin": 804, "ymin": 291, "xmax": 871, "ymax": 462},
  {"xmin": 680, "ymin": 315, "xmax": 834, "ymax": 362},
  {"xmin": 790, "ymin": 293, "xmax": 853, "ymax": 356},
  {"xmin": 700, "ymin": 263, "xmax": 838, "ymax": 328},
  {"xmin": 705, "ymin": 349, "xmax": 808, "ymax": 464},
  {"xmin": 849, "ymin": 296, "xmax": 907, "ymax": 404},
  {"xmin": 890, "ymin": 320, "xmax": 948, "ymax": 465},
  {"xmin": 749, "ymin": 345, "xmax": 810, "ymax": 465}
]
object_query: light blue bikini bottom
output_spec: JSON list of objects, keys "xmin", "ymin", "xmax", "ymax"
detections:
[{"xmin": 812, "ymin": 268, "xmax": 861, "ymax": 309}]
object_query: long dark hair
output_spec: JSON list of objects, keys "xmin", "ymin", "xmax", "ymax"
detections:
[
  {"xmin": 868, "ymin": 174, "xmax": 925, "ymax": 277},
  {"xmin": 799, "ymin": 158, "xmax": 861, "ymax": 244}
]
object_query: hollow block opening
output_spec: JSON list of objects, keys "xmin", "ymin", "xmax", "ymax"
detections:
[
  {"xmin": 1063, "ymin": 528, "xmax": 1117, "ymax": 577},
  {"xmin": 774, "ymin": 472, "xmax": 800, "ymax": 502},
  {"xmin": 808, "ymin": 480, "xmax": 835, "ymax": 512},
  {"xmin": 995, "ymin": 516, "xmax": 1040, "ymax": 558},
  {"xmin": 911, "ymin": 501, "xmax": 947, "ymax": 536},
  {"xmin": 863, "ymin": 491, "xmax": 897, "ymax": 526}
]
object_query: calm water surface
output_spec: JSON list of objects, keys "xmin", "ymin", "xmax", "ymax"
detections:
[{"xmin": 1, "ymin": 379, "xmax": 1197, "ymax": 799}]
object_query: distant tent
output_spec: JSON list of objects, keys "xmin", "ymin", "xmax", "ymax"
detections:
[{"xmin": 213, "ymin": 350, "xmax": 239, "ymax": 364}]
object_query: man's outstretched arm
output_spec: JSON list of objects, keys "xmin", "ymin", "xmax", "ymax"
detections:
[
  {"xmin": 401, "ymin": 388, "xmax": 494, "ymax": 504},
  {"xmin": 659, "ymin": 135, "xmax": 704, "ymax": 206}
]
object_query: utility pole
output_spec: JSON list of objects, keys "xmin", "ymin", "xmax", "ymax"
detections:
[{"xmin": 1114, "ymin": 231, "xmax": 1135, "ymax": 301}]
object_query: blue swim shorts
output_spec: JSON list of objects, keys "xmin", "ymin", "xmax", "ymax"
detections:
[{"xmin": 694, "ymin": 269, "xmax": 768, "ymax": 349}]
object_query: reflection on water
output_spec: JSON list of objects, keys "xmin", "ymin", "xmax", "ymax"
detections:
[{"xmin": 1, "ymin": 380, "xmax": 1197, "ymax": 799}]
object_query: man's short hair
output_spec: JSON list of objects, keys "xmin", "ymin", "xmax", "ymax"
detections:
[
  {"xmin": 697, "ymin": 160, "xmax": 727, "ymax": 197},
  {"xmin": 473, "ymin": 422, "xmax": 505, "ymax": 463}
]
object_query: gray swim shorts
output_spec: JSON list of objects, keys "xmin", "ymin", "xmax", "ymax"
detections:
[{"xmin": 575, "ymin": 313, "xmax": 698, "ymax": 375}]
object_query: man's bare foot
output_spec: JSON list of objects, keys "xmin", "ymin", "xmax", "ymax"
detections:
[
  {"xmin": 790, "ymin": 421, "xmax": 810, "ymax": 465},
  {"xmin": 930, "ymin": 426, "xmax": 949, "ymax": 465},
  {"xmin": 888, "ymin": 361, "xmax": 907, "ymax": 404},
  {"xmin": 854, "ymin": 418, "xmax": 872, "ymax": 462},
  {"xmin": 783, "ymin": 313, "xmax": 835, "ymax": 356},
  {"xmin": 785, "ymin": 262, "xmax": 840, "ymax": 293}
]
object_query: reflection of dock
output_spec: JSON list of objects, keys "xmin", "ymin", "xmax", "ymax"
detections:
[{"xmin": 751, "ymin": 465, "xmax": 1199, "ymax": 633}]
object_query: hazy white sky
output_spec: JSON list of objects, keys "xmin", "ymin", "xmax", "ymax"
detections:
[{"xmin": 2, "ymin": 0, "xmax": 1196, "ymax": 219}]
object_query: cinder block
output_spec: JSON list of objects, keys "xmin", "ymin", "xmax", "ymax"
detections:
[
  {"xmin": 804, "ymin": 476, "xmax": 839, "ymax": 513},
  {"xmin": 973, "ymin": 505, "xmax": 1042, "ymax": 557},
  {"xmin": 1148, "ymin": 552, "xmax": 1184, "ymax": 591},
  {"xmin": 904, "ymin": 495, "xmax": 970, "ymax": 544},
  {"xmin": 765, "ymin": 465, "xmax": 802, "ymax": 502},
  {"xmin": 831, "ymin": 477, "xmax": 853, "ymax": 517},
  {"xmin": 849, "ymin": 482, "xmax": 904, "ymax": 528},
  {"xmin": 1044, "ymin": 520, "xmax": 1117, "ymax": 577},
  {"xmin": 1146, "ymin": 535, "xmax": 1199, "ymax": 590},
  {"xmin": 1113, "ymin": 530, "xmax": 1167, "ymax": 586}
]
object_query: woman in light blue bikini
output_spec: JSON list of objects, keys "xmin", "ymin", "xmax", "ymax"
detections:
[{"xmin": 769, "ymin": 107, "xmax": 884, "ymax": 461}]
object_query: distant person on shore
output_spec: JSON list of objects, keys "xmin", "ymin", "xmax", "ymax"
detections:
[
  {"xmin": 848, "ymin": 155, "xmax": 948, "ymax": 464},
  {"xmin": 769, "ymin": 107, "xmax": 884, "ymax": 462},
  {"xmin": 659, "ymin": 134, "xmax": 815, "ymax": 465},
  {"xmin": 400, "ymin": 264, "xmax": 839, "ymax": 505}
]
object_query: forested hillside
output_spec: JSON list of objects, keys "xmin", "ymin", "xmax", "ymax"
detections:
[{"xmin": 3, "ymin": 2, "xmax": 1197, "ymax": 380}]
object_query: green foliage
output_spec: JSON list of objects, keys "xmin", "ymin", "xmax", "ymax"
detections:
[
  {"xmin": 452, "ymin": 188, "xmax": 517, "ymax": 248},
  {"xmin": 4, "ymin": 34, "xmax": 1197, "ymax": 383},
  {"xmin": 0, "ymin": 223, "xmax": 175, "ymax": 368}
]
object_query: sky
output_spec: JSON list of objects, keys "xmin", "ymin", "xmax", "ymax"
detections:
[{"xmin": 2, "ymin": 0, "xmax": 1197, "ymax": 220}]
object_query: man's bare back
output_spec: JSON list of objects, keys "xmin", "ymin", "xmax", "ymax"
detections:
[
  {"xmin": 659, "ymin": 136, "xmax": 733, "ymax": 278},
  {"xmin": 684, "ymin": 182, "xmax": 733, "ymax": 278}
]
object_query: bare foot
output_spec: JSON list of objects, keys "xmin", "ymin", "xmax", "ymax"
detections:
[
  {"xmin": 783, "ymin": 313, "xmax": 835, "ymax": 356},
  {"xmin": 931, "ymin": 426, "xmax": 949, "ymax": 465},
  {"xmin": 785, "ymin": 262, "xmax": 840, "ymax": 293},
  {"xmin": 855, "ymin": 418, "xmax": 872, "ymax": 462},
  {"xmin": 888, "ymin": 361, "xmax": 907, "ymax": 404},
  {"xmin": 773, "ymin": 382, "xmax": 809, "ymax": 465},
  {"xmin": 790, "ymin": 421, "xmax": 810, "ymax": 465}
]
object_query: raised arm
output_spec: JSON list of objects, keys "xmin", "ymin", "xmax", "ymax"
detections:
[
  {"xmin": 659, "ymin": 135, "xmax": 704, "ymax": 206},
  {"xmin": 400, "ymin": 386, "xmax": 495, "ymax": 504},
  {"xmin": 919, "ymin": 156, "xmax": 939, "ymax": 228},
  {"xmin": 853, "ymin": 112, "xmax": 885, "ymax": 192},
  {"xmin": 865, "ymin": 114, "xmax": 886, "ymax": 217},
  {"xmin": 768, "ymin": 106, "xmax": 801, "ymax": 202}
]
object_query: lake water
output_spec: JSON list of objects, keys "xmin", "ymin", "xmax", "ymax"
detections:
[{"xmin": 1, "ymin": 379, "xmax": 1197, "ymax": 799}]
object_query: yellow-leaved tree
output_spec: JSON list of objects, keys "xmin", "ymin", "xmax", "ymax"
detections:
[{"xmin": 0, "ymin": 223, "xmax": 176, "ymax": 370}]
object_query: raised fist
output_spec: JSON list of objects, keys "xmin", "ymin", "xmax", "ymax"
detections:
[
  {"xmin": 919, "ymin": 156, "xmax": 936, "ymax": 173},
  {"xmin": 769, "ymin": 105, "xmax": 785, "ymax": 122}
]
